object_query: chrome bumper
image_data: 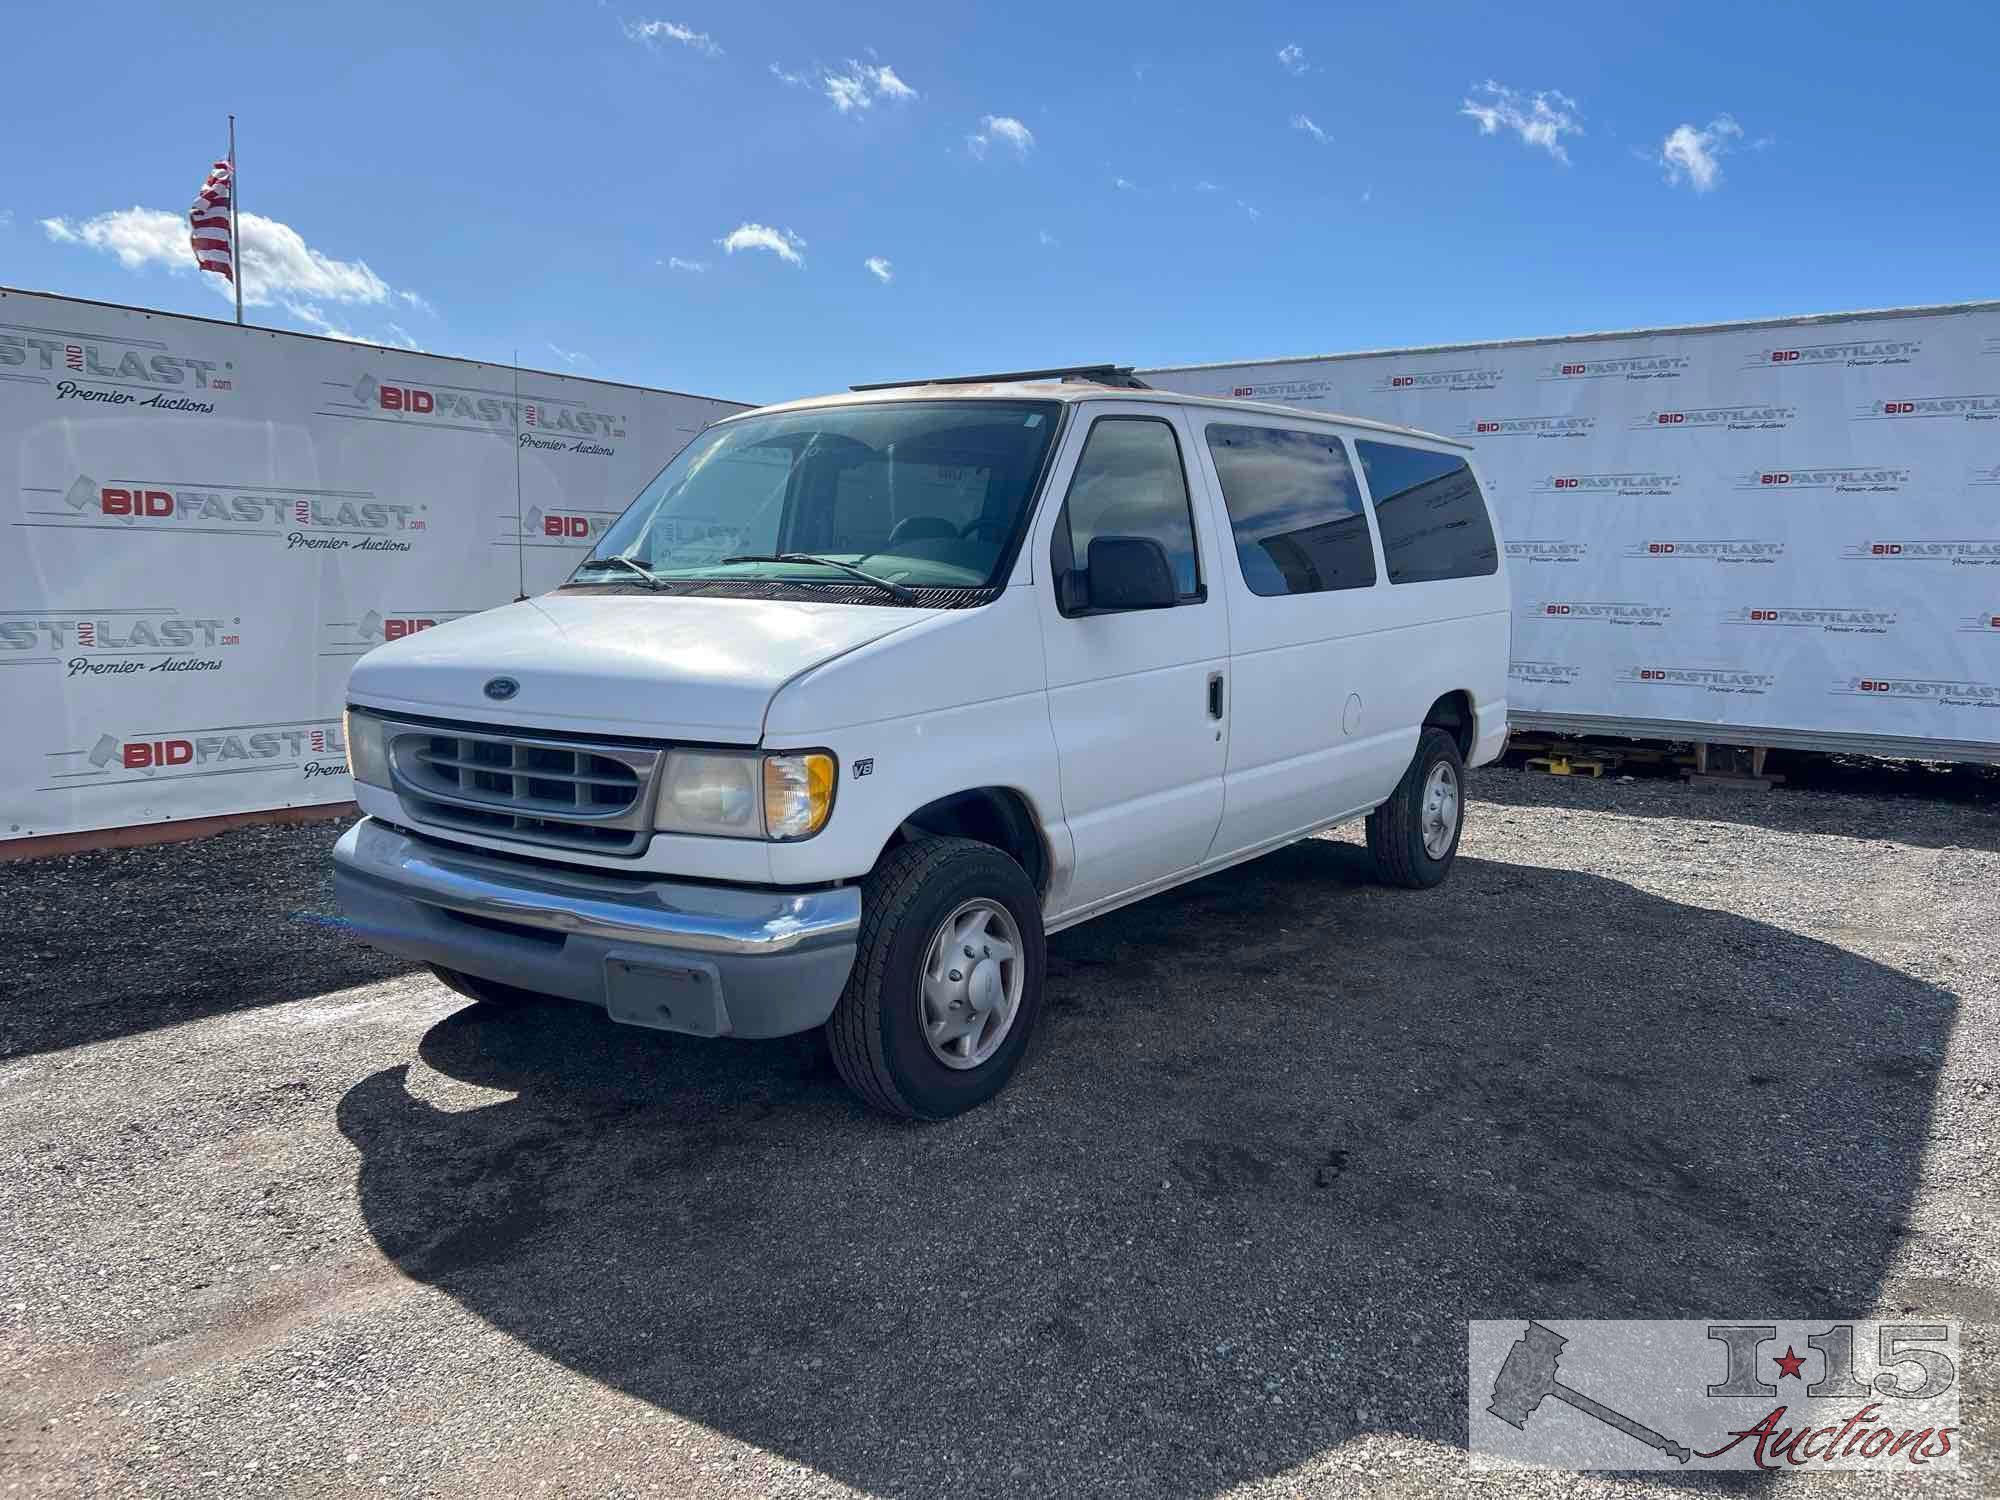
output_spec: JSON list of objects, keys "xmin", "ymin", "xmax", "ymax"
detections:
[{"xmin": 332, "ymin": 818, "xmax": 860, "ymax": 1037}]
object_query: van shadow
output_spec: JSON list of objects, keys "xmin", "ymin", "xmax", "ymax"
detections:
[{"xmin": 337, "ymin": 839, "xmax": 1956, "ymax": 1497}]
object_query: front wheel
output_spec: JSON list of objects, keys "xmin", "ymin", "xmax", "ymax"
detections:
[
  {"xmin": 826, "ymin": 837, "xmax": 1047, "ymax": 1119},
  {"xmin": 1366, "ymin": 727, "xmax": 1466, "ymax": 889}
]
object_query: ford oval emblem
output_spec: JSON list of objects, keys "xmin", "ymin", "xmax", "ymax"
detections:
[{"xmin": 483, "ymin": 676, "xmax": 520, "ymax": 702}]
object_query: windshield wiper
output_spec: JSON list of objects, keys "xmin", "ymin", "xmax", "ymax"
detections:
[
  {"xmin": 572, "ymin": 554, "xmax": 664, "ymax": 591},
  {"xmin": 720, "ymin": 553, "xmax": 918, "ymax": 603}
]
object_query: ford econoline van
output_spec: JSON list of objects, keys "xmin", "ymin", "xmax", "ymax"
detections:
[{"xmin": 333, "ymin": 368, "xmax": 1510, "ymax": 1117}]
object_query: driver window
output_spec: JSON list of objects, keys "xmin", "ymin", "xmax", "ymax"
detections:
[{"xmin": 1051, "ymin": 416, "xmax": 1202, "ymax": 602}]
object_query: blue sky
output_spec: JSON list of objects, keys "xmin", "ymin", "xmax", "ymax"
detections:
[{"xmin": 5, "ymin": 1, "xmax": 1996, "ymax": 406}]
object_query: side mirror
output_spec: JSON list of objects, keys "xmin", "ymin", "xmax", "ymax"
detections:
[{"xmin": 1081, "ymin": 535, "xmax": 1178, "ymax": 611}]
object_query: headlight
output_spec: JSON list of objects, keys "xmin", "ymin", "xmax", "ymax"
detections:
[
  {"xmin": 762, "ymin": 752, "xmax": 835, "ymax": 840},
  {"xmin": 344, "ymin": 708, "xmax": 391, "ymax": 789},
  {"xmin": 651, "ymin": 748, "xmax": 836, "ymax": 840}
]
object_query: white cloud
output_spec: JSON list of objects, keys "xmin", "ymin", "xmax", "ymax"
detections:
[
  {"xmin": 1038, "ymin": 229, "xmax": 1059, "ymax": 247},
  {"xmin": 665, "ymin": 255, "xmax": 708, "ymax": 272},
  {"xmin": 1460, "ymin": 80, "xmax": 1583, "ymax": 164},
  {"xmin": 818, "ymin": 59, "xmax": 917, "ymax": 113},
  {"xmin": 967, "ymin": 114, "xmax": 1034, "ymax": 160},
  {"xmin": 397, "ymin": 289, "xmax": 435, "ymax": 316},
  {"xmin": 1113, "ymin": 176, "xmax": 1137, "ymax": 191},
  {"xmin": 864, "ymin": 256, "xmax": 893, "ymax": 284},
  {"xmin": 1291, "ymin": 113, "xmax": 1328, "ymax": 145},
  {"xmin": 383, "ymin": 322, "xmax": 421, "ymax": 350},
  {"xmin": 769, "ymin": 62, "xmax": 807, "ymax": 86},
  {"xmin": 39, "ymin": 205, "xmax": 415, "ymax": 312},
  {"xmin": 1194, "ymin": 179, "xmax": 1220, "ymax": 193},
  {"xmin": 1658, "ymin": 114, "xmax": 1743, "ymax": 192},
  {"xmin": 624, "ymin": 19, "xmax": 721, "ymax": 56},
  {"xmin": 548, "ymin": 342, "xmax": 590, "ymax": 367},
  {"xmin": 1238, "ymin": 199, "xmax": 1261, "ymax": 221},
  {"xmin": 1277, "ymin": 43, "xmax": 1307, "ymax": 75},
  {"xmin": 282, "ymin": 302, "xmax": 363, "ymax": 342},
  {"xmin": 717, "ymin": 222, "xmax": 806, "ymax": 266},
  {"xmin": 0, "ymin": 209, "xmax": 12, "ymax": 231}
]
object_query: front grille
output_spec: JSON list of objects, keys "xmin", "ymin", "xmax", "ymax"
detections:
[{"xmin": 389, "ymin": 726, "xmax": 660, "ymax": 855}]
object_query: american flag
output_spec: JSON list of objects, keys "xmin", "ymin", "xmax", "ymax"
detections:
[{"xmin": 188, "ymin": 158, "xmax": 235, "ymax": 283}]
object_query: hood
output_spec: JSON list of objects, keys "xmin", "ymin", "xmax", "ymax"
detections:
[{"xmin": 345, "ymin": 591, "xmax": 941, "ymax": 742}]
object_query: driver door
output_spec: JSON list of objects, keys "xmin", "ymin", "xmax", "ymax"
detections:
[{"xmin": 1034, "ymin": 405, "xmax": 1231, "ymax": 917}]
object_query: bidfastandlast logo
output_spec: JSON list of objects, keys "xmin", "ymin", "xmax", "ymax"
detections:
[
  {"xmin": 1857, "ymin": 393, "xmax": 2000, "ymax": 422},
  {"xmin": 1509, "ymin": 659, "xmax": 1582, "ymax": 686},
  {"xmin": 1229, "ymin": 378, "xmax": 1336, "ymax": 403},
  {"xmin": 1731, "ymin": 606, "xmax": 1895, "ymax": 635},
  {"xmin": 1958, "ymin": 610, "xmax": 2000, "ymax": 634},
  {"xmin": 0, "ymin": 608, "xmax": 243, "ymax": 678},
  {"xmin": 332, "ymin": 373, "xmax": 625, "ymax": 455},
  {"xmin": 1506, "ymin": 539, "xmax": 1589, "ymax": 565},
  {"xmin": 1541, "ymin": 354, "xmax": 1689, "ymax": 382},
  {"xmin": 0, "ymin": 322, "xmax": 234, "ymax": 413},
  {"xmin": 45, "ymin": 719, "xmax": 348, "ymax": 791},
  {"xmin": 1537, "ymin": 471, "xmax": 1680, "ymax": 496},
  {"xmin": 1737, "ymin": 465, "xmax": 1910, "ymax": 493},
  {"xmin": 1746, "ymin": 338, "xmax": 1921, "ymax": 370},
  {"xmin": 1620, "ymin": 665, "xmax": 1776, "ymax": 695},
  {"xmin": 502, "ymin": 505, "xmax": 621, "ymax": 549},
  {"xmin": 22, "ymin": 473, "xmax": 425, "ymax": 553},
  {"xmin": 1462, "ymin": 415, "xmax": 1595, "ymax": 440},
  {"xmin": 1374, "ymin": 366, "xmax": 1504, "ymax": 394},
  {"xmin": 1842, "ymin": 539, "xmax": 2000, "ymax": 566},
  {"xmin": 1469, "ymin": 1320, "xmax": 1959, "ymax": 1472},
  {"xmin": 321, "ymin": 609, "xmax": 472, "ymax": 655},
  {"xmin": 1835, "ymin": 675, "xmax": 2000, "ymax": 709},
  {"xmin": 1633, "ymin": 404, "xmax": 1796, "ymax": 432},
  {"xmin": 1626, "ymin": 539, "xmax": 1785, "ymax": 565},
  {"xmin": 1529, "ymin": 601, "xmax": 1671, "ymax": 627}
]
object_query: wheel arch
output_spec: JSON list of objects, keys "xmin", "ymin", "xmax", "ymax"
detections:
[
  {"xmin": 1422, "ymin": 689, "xmax": 1476, "ymax": 760},
  {"xmin": 879, "ymin": 786, "xmax": 1053, "ymax": 897}
]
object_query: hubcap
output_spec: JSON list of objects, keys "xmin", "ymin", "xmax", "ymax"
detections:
[
  {"xmin": 919, "ymin": 898, "xmax": 1024, "ymax": 1070},
  {"xmin": 1422, "ymin": 762, "xmax": 1460, "ymax": 859}
]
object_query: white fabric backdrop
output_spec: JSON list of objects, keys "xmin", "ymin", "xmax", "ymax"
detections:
[
  {"xmin": 1144, "ymin": 304, "xmax": 2000, "ymax": 760},
  {"xmin": 1, "ymin": 289, "xmax": 746, "ymax": 841}
]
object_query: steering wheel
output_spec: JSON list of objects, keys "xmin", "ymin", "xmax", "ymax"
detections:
[{"xmin": 959, "ymin": 516, "xmax": 1009, "ymax": 543}]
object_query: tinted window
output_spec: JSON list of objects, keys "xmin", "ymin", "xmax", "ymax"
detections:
[
  {"xmin": 1053, "ymin": 417, "xmax": 1202, "ymax": 603},
  {"xmin": 1204, "ymin": 424, "xmax": 1375, "ymax": 596},
  {"xmin": 1356, "ymin": 441, "xmax": 1499, "ymax": 584}
]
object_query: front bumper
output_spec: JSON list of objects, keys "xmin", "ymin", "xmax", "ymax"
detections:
[{"xmin": 332, "ymin": 818, "xmax": 860, "ymax": 1038}]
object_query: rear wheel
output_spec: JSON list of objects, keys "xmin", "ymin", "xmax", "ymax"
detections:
[
  {"xmin": 429, "ymin": 964, "xmax": 547, "ymax": 1010},
  {"xmin": 826, "ymin": 836, "xmax": 1047, "ymax": 1119},
  {"xmin": 1366, "ymin": 727, "xmax": 1466, "ymax": 889}
]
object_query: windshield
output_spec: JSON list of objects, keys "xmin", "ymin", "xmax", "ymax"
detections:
[{"xmin": 572, "ymin": 399, "xmax": 1064, "ymax": 598}]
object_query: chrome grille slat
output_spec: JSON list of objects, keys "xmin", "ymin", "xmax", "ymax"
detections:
[{"xmin": 382, "ymin": 720, "xmax": 661, "ymax": 857}]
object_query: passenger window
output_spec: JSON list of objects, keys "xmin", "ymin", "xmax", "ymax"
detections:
[
  {"xmin": 1355, "ymin": 441, "xmax": 1500, "ymax": 584},
  {"xmin": 1204, "ymin": 424, "xmax": 1375, "ymax": 596},
  {"xmin": 1052, "ymin": 417, "xmax": 1202, "ymax": 606}
]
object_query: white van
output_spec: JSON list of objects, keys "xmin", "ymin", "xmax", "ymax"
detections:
[{"xmin": 333, "ymin": 368, "xmax": 1510, "ymax": 1117}]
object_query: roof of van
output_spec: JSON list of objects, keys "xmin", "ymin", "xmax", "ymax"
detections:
[{"xmin": 729, "ymin": 379, "xmax": 1471, "ymax": 450}]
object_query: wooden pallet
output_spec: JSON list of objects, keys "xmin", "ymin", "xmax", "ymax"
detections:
[{"xmin": 1525, "ymin": 754, "xmax": 1610, "ymax": 778}]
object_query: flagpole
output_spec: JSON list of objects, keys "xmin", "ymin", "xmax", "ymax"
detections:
[{"xmin": 228, "ymin": 114, "xmax": 242, "ymax": 326}]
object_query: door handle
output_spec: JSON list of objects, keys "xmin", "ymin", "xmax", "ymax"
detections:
[{"xmin": 1207, "ymin": 671, "xmax": 1225, "ymax": 719}]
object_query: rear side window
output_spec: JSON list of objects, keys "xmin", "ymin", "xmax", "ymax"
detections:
[
  {"xmin": 1356, "ymin": 441, "xmax": 1499, "ymax": 584},
  {"xmin": 1052, "ymin": 417, "xmax": 1203, "ymax": 602},
  {"xmin": 1204, "ymin": 424, "xmax": 1375, "ymax": 596}
]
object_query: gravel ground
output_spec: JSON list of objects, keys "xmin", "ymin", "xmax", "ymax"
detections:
[{"xmin": 1, "ymin": 765, "xmax": 1995, "ymax": 1498}]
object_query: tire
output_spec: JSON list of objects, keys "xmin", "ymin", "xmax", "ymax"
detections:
[
  {"xmin": 1366, "ymin": 727, "xmax": 1466, "ymax": 890},
  {"xmin": 826, "ymin": 836, "xmax": 1047, "ymax": 1120},
  {"xmin": 428, "ymin": 963, "xmax": 547, "ymax": 1010}
]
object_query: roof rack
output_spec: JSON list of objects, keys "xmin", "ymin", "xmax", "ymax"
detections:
[{"xmin": 850, "ymin": 363, "xmax": 1151, "ymax": 392}]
